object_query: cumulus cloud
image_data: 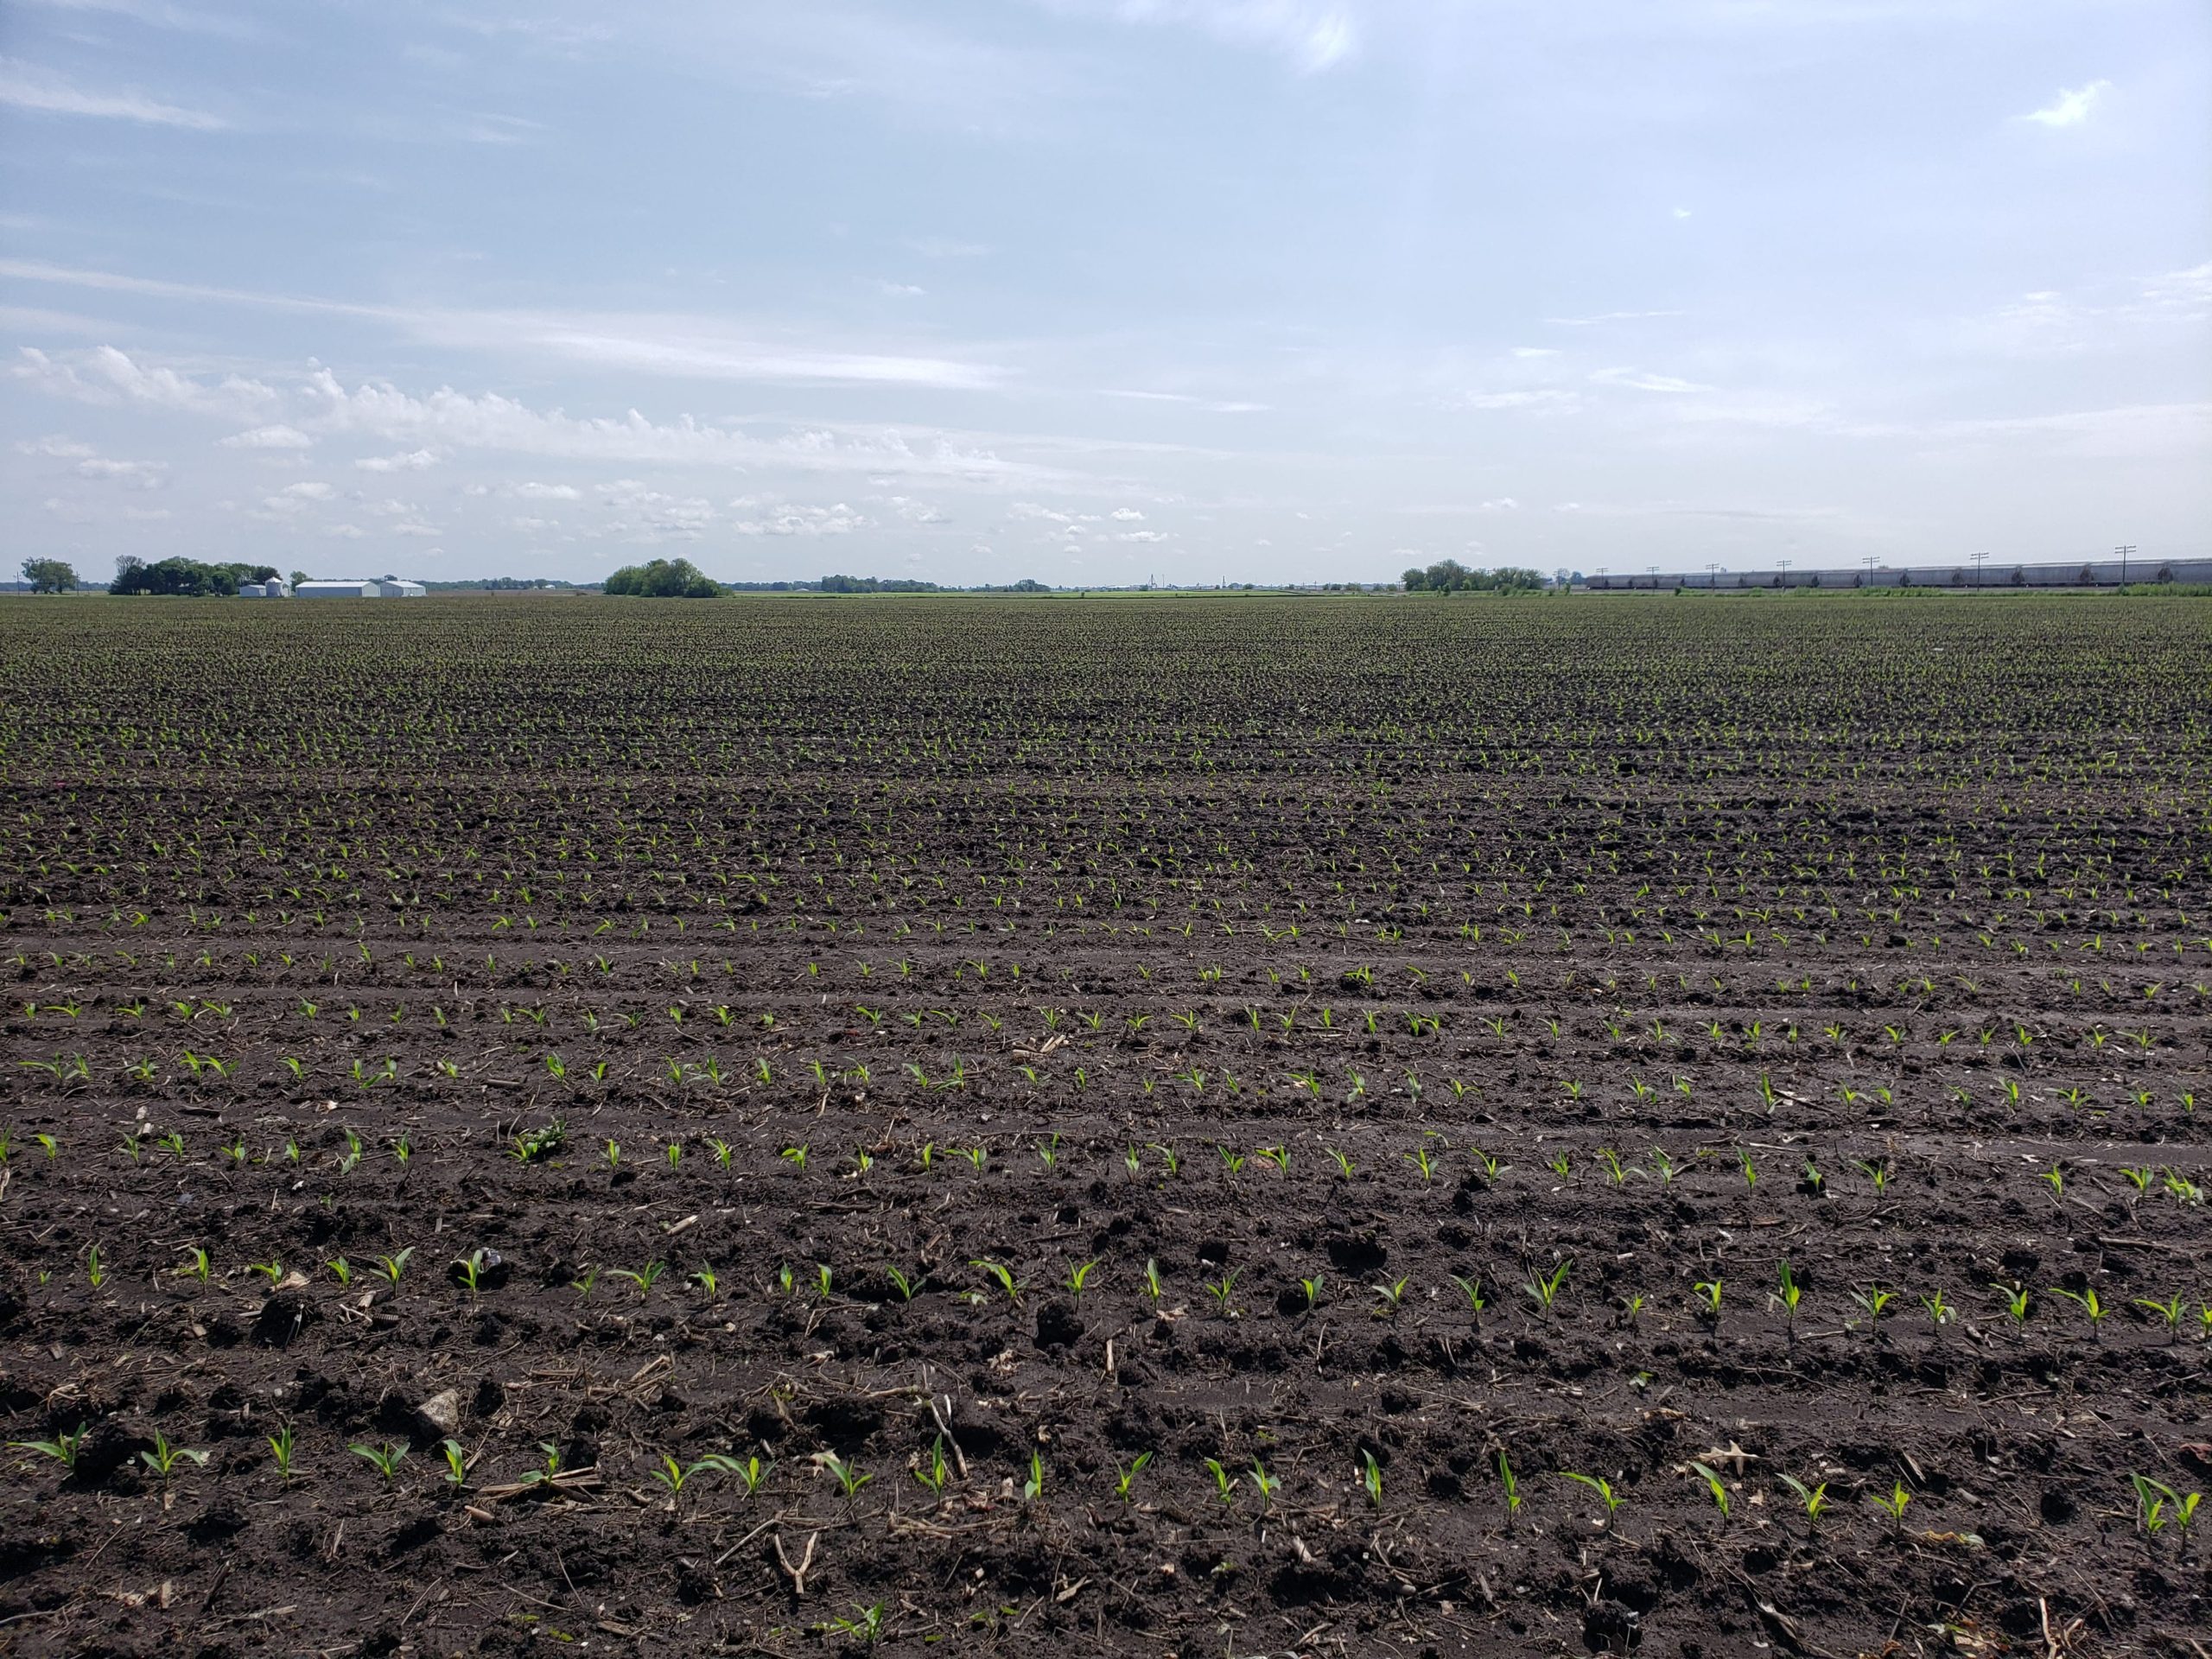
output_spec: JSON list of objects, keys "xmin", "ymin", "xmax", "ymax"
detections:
[
  {"xmin": 355, "ymin": 448, "xmax": 441, "ymax": 472},
  {"xmin": 11, "ymin": 344, "xmax": 277, "ymax": 419},
  {"xmin": 513, "ymin": 480, "xmax": 581, "ymax": 499},
  {"xmin": 728, "ymin": 499, "xmax": 870, "ymax": 536},
  {"xmin": 77, "ymin": 455, "xmax": 167, "ymax": 488},
  {"xmin": 2022, "ymin": 79, "xmax": 2111, "ymax": 127},
  {"xmin": 220, "ymin": 423, "xmax": 315, "ymax": 448},
  {"xmin": 16, "ymin": 434, "xmax": 95, "ymax": 459}
]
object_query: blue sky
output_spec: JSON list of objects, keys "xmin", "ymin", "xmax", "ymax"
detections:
[{"xmin": 3, "ymin": 0, "xmax": 2207, "ymax": 585}]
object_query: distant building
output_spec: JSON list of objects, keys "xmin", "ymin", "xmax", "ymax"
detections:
[
  {"xmin": 238, "ymin": 579, "xmax": 292, "ymax": 598},
  {"xmin": 296, "ymin": 578, "xmax": 425, "ymax": 598}
]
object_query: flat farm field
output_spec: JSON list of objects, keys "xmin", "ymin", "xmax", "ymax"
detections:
[{"xmin": 1, "ymin": 594, "xmax": 2208, "ymax": 1658}]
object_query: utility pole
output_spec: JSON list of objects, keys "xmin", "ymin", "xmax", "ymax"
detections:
[
  {"xmin": 1705, "ymin": 561, "xmax": 1719, "ymax": 588},
  {"xmin": 1971, "ymin": 550, "xmax": 1989, "ymax": 591},
  {"xmin": 2114, "ymin": 543, "xmax": 2134, "ymax": 588},
  {"xmin": 1862, "ymin": 555, "xmax": 1878, "ymax": 586}
]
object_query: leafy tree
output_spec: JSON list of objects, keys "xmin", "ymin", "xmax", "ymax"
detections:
[
  {"xmin": 110, "ymin": 557, "xmax": 276, "ymax": 597},
  {"xmin": 20, "ymin": 558, "xmax": 77, "ymax": 593},
  {"xmin": 819, "ymin": 574, "xmax": 941, "ymax": 594},
  {"xmin": 604, "ymin": 557, "xmax": 722, "ymax": 598},
  {"xmin": 1402, "ymin": 560, "xmax": 1544, "ymax": 594},
  {"xmin": 290, "ymin": 570, "xmax": 309, "ymax": 588}
]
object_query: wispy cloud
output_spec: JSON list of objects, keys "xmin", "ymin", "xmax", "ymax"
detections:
[
  {"xmin": 10, "ymin": 344, "xmax": 1064, "ymax": 484},
  {"xmin": 0, "ymin": 58, "xmax": 227, "ymax": 129},
  {"xmin": 1546, "ymin": 309, "xmax": 1685, "ymax": 327},
  {"xmin": 2021, "ymin": 79, "xmax": 2111, "ymax": 128},
  {"xmin": 1035, "ymin": 1, "xmax": 1356, "ymax": 71},
  {"xmin": 1, "ymin": 260, "xmax": 1009, "ymax": 391},
  {"xmin": 1591, "ymin": 367, "xmax": 1710, "ymax": 392}
]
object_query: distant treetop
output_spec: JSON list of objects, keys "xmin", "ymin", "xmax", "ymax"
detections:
[
  {"xmin": 603, "ymin": 557, "xmax": 721, "ymax": 598},
  {"xmin": 1402, "ymin": 560, "xmax": 1544, "ymax": 594}
]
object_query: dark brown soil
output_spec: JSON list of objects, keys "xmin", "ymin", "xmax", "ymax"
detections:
[{"xmin": 1, "ymin": 595, "xmax": 2206, "ymax": 1657}]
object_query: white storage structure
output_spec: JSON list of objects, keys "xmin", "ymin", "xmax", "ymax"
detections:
[
  {"xmin": 238, "ymin": 579, "xmax": 292, "ymax": 598},
  {"xmin": 296, "ymin": 578, "xmax": 425, "ymax": 598}
]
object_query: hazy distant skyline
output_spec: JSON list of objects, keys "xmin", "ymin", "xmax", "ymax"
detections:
[{"xmin": 3, "ymin": 0, "xmax": 2208, "ymax": 585}]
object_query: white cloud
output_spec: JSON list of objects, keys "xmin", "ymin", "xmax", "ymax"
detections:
[
  {"xmin": 391, "ymin": 520, "xmax": 442, "ymax": 537},
  {"xmin": 876, "ymin": 280, "xmax": 926, "ymax": 297},
  {"xmin": 2022, "ymin": 79, "xmax": 2111, "ymax": 128},
  {"xmin": 0, "ymin": 57, "xmax": 227, "ymax": 129},
  {"xmin": 1451, "ymin": 389, "xmax": 1576, "ymax": 410},
  {"xmin": 1592, "ymin": 367, "xmax": 1711, "ymax": 393},
  {"xmin": 355, "ymin": 448, "xmax": 442, "ymax": 472},
  {"xmin": 77, "ymin": 456, "xmax": 167, "ymax": 488},
  {"xmin": 1102, "ymin": 388, "xmax": 1269, "ymax": 413},
  {"xmin": 10, "ymin": 344, "xmax": 276, "ymax": 419},
  {"xmin": 513, "ymin": 480, "xmax": 581, "ymax": 499},
  {"xmin": 1111, "ymin": 506, "xmax": 1146, "ymax": 520},
  {"xmin": 323, "ymin": 524, "xmax": 365, "ymax": 538},
  {"xmin": 1481, "ymin": 498, "xmax": 1518, "ymax": 511},
  {"xmin": 16, "ymin": 434, "xmax": 95, "ymax": 459},
  {"xmin": 728, "ymin": 500, "xmax": 870, "ymax": 536},
  {"xmin": 909, "ymin": 237, "xmax": 988, "ymax": 259},
  {"xmin": 220, "ymin": 423, "xmax": 315, "ymax": 449},
  {"xmin": 1546, "ymin": 309, "xmax": 1684, "ymax": 327},
  {"xmin": 1045, "ymin": 2, "xmax": 1357, "ymax": 72},
  {"xmin": 1116, "ymin": 528, "xmax": 1170, "ymax": 543}
]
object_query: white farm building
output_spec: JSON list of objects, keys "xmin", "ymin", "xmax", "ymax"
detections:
[
  {"xmin": 238, "ymin": 579, "xmax": 292, "ymax": 598},
  {"xmin": 296, "ymin": 578, "xmax": 427, "ymax": 598}
]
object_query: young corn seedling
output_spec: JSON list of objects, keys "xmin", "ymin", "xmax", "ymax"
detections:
[
  {"xmin": 1021, "ymin": 1451, "xmax": 1046, "ymax": 1502},
  {"xmin": 174, "ymin": 1246, "xmax": 213, "ymax": 1284},
  {"xmin": 610, "ymin": 1261, "xmax": 666, "ymax": 1300},
  {"xmin": 1205, "ymin": 1268, "xmax": 1242, "ymax": 1315},
  {"xmin": 882, "ymin": 1265, "xmax": 920, "ymax": 1302},
  {"xmin": 1777, "ymin": 1473, "xmax": 1829, "ymax": 1525},
  {"xmin": 2047, "ymin": 1286, "xmax": 2107, "ymax": 1336},
  {"xmin": 453, "ymin": 1249, "xmax": 492, "ymax": 1299},
  {"xmin": 1868, "ymin": 1480, "xmax": 1911, "ymax": 1533},
  {"xmin": 1114, "ymin": 1451, "xmax": 1153, "ymax": 1504},
  {"xmin": 370, "ymin": 1248, "xmax": 415, "ymax": 1288},
  {"xmin": 1847, "ymin": 1285, "xmax": 1896, "ymax": 1338},
  {"xmin": 1371, "ymin": 1275, "xmax": 1410, "ymax": 1314},
  {"xmin": 1771, "ymin": 1260, "xmax": 1804, "ymax": 1332},
  {"xmin": 1064, "ymin": 1259, "xmax": 1100, "ymax": 1299},
  {"xmin": 1204, "ymin": 1457, "xmax": 1236, "ymax": 1509},
  {"xmin": 1989, "ymin": 1281, "xmax": 2032, "ymax": 1326},
  {"xmin": 441, "ymin": 1439, "xmax": 468, "ymax": 1486},
  {"xmin": 352, "ymin": 1439, "xmax": 410, "ymax": 1484},
  {"xmin": 1523, "ymin": 1258, "xmax": 1572, "ymax": 1316},
  {"xmin": 1693, "ymin": 1278, "xmax": 1723, "ymax": 1322},
  {"xmin": 1449, "ymin": 1274, "xmax": 1487, "ymax": 1321},
  {"xmin": 1558, "ymin": 1471, "xmax": 1624, "ymax": 1527},
  {"xmin": 971, "ymin": 1259, "xmax": 1025, "ymax": 1305},
  {"xmin": 1363, "ymin": 1448, "xmax": 1386, "ymax": 1510},
  {"xmin": 1141, "ymin": 1258, "xmax": 1164, "ymax": 1301},
  {"xmin": 2133, "ymin": 1293, "xmax": 2183, "ymax": 1339},
  {"xmin": 8, "ymin": 1423, "xmax": 88, "ymax": 1475},
  {"xmin": 1921, "ymin": 1289, "xmax": 1955, "ymax": 1331},
  {"xmin": 1688, "ymin": 1460, "xmax": 1731, "ymax": 1520},
  {"xmin": 267, "ymin": 1421, "xmax": 299, "ymax": 1483},
  {"xmin": 1249, "ymin": 1457, "xmax": 1281, "ymax": 1513},
  {"xmin": 913, "ymin": 1437, "xmax": 950, "ymax": 1497},
  {"xmin": 1495, "ymin": 1451, "xmax": 1519, "ymax": 1516},
  {"xmin": 141, "ymin": 1431, "xmax": 210, "ymax": 1492},
  {"xmin": 818, "ymin": 1452, "xmax": 873, "ymax": 1502}
]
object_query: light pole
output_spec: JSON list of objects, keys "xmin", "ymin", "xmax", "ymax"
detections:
[
  {"xmin": 1705, "ymin": 561, "xmax": 1719, "ymax": 589},
  {"xmin": 2114, "ymin": 543, "xmax": 2135, "ymax": 588},
  {"xmin": 1971, "ymin": 550, "xmax": 1989, "ymax": 591}
]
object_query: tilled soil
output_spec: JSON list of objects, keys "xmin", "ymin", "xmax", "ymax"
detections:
[{"xmin": 0, "ymin": 594, "xmax": 2207, "ymax": 1658}]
